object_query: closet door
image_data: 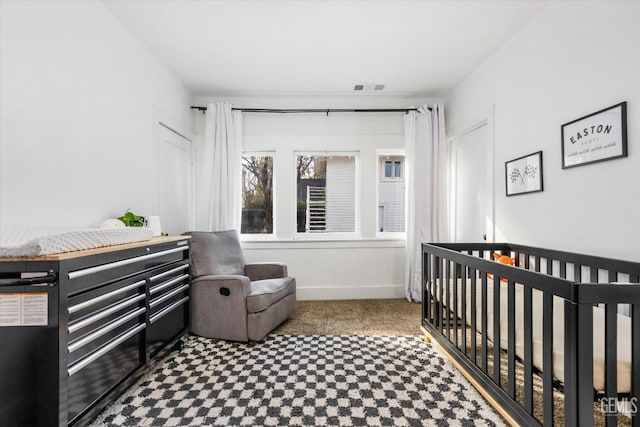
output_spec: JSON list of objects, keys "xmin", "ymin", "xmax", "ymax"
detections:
[
  {"xmin": 156, "ymin": 123, "xmax": 194, "ymax": 235},
  {"xmin": 450, "ymin": 122, "xmax": 492, "ymax": 243}
]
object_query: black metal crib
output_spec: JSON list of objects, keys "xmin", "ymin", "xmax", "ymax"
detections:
[{"xmin": 421, "ymin": 242, "xmax": 640, "ymax": 426}]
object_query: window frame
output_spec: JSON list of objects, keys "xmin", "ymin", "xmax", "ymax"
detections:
[
  {"xmin": 293, "ymin": 150, "xmax": 360, "ymax": 240},
  {"xmin": 376, "ymin": 150, "xmax": 407, "ymax": 238},
  {"xmin": 240, "ymin": 150, "xmax": 277, "ymax": 240}
]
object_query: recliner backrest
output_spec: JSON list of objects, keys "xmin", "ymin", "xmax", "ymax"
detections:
[{"xmin": 182, "ymin": 230, "xmax": 246, "ymax": 277}]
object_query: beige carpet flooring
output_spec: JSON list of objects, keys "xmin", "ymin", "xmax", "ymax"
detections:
[{"xmin": 273, "ymin": 298, "xmax": 422, "ymax": 336}]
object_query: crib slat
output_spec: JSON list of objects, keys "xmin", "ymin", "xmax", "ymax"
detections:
[
  {"xmin": 481, "ymin": 273, "xmax": 488, "ymax": 374},
  {"xmin": 543, "ymin": 292, "xmax": 554, "ymax": 426},
  {"xmin": 453, "ymin": 263, "xmax": 459, "ymax": 349},
  {"xmin": 445, "ymin": 260, "xmax": 451, "ymax": 339},
  {"xmin": 493, "ymin": 275, "xmax": 501, "ymax": 385},
  {"xmin": 577, "ymin": 303, "xmax": 594, "ymax": 427},
  {"xmin": 461, "ymin": 264, "xmax": 467, "ymax": 357},
  {"xmin": 433, "ymin": 256, "xmax": 438, "ymax": 328},
  {"xmin": 565, "ymin": 300, "xmax": 578, "ymax": 426},
  {"xmin": 632, "ymin": 302, "xmax": 640, "ymax": 427},
  {"xmin": 438, "ymin": 256, "xmax": 443, "ymax": 333},
  {"xmin": 605, "ymin": 271, "xmax": 618, "ymax": 427},
  {"xmin": 605, "ymin": 303, "xmax": 618, "ymax": 427},
  {"xmin": 564, "ymin": 301, "xmax": 595, "ymax": 427},
  {"xmin": 425, "ymin": 253, "xmax": 431, "ymax": 323},
  {"xmin": 471, "ymin": 268, "xmax": 477, "ymax": 366},
  {"xmin": 524, "ymin": 285, "xmax": 533, "ymax": 414},
  {"xmin": 507, "ymin": 280, "xmax": 516, "ymax": 399}
]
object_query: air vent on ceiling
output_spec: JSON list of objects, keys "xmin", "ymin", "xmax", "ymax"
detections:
[{"xmin": 353, "ymin": 83, "xmax": 385, "ymax": 92}]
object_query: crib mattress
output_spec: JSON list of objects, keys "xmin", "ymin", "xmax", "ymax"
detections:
[
  {"xmin": 0, "ymin": 227, "xmax": 154, "ymax": 257},
  {"xmin": 430, "ymin": 278, "xmax": 632, "ymax": 394}
]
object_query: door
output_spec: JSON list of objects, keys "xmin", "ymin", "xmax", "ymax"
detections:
[
  {"xmin": 450, "ymin": 123, "xmax": 493, "ymax": 243},
  {"xmin": 156, "ymin": 123, "xmax": 194, "ymax": 235}
]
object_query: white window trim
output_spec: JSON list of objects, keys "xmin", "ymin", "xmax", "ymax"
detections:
[
  {"xmin": 241, "ymin": 238, "xmax": 405, "ymax": 251},
  {"xmin": 376, "ymin": 149, "xmax": 407, "ymax": 238},
  {"xmin": 293, "ymin": 150, "xmax": 360, "ymax": 240}
]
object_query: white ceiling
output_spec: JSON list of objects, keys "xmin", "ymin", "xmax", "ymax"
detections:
[{"xmin": 104, "ymin": 0, "xmax": 547, "ymax": 98}]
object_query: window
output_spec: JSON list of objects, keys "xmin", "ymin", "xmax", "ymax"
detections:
[
  {"xmin": 378, "ymin": 154, "xmax": 405, "ymax": 232},
  {"xmin": 394, "ymin": 161, "xmax": 402, "ymax": 178},
  {"xmin": 296, "ymin": 153, "xmax": 357, "ymax": 234},
  {"xmin": 384, "ymin": 161, "xmax": 393, "ymax": 178},
  {"xmin": 241, "ymin": 153, "xmax": 274, "ymax": 234},
  {"xmin": 383, "ymin": 156, "xmax": 404, "ymax": 179},
  {"xmin": 384, "ymin": 160, "xmax": 402, "ymax": 178}
]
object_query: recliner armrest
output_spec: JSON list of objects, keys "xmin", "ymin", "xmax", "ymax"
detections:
[
  {"xmin": 245, "ymin": 262, "xmax": 288, "ymax": 281},
  {"xmin": 189, "ymin": 274, "xmax": 252, "ymax": 341},
  {"xmin": 192, "ymin": 274, "xmax": 251, "ymax": 297}
]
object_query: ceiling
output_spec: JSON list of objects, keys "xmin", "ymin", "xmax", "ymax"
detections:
[{"xmin": 104, "ymin": 0, "xmax": 547, "ymax": 98}]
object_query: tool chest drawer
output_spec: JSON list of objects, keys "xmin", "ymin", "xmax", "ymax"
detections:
[{"xmin": 0, "ymin": 236, "xmax": 190, "ymax": 427}]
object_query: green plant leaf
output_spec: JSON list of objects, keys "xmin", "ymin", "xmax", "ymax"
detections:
[{"xmin": 118, "ymin": 210, "xmax": 146, "ymax": 227}]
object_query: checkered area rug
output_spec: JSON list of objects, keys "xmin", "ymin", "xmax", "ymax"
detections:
[{"xmin": 89, "ymin": 335, "xmax": 504, "ymax": 426}]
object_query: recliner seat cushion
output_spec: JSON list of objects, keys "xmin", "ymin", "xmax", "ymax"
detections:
[
  {"xmin": 247, "ymin": 277, "xmax": 296, "ymax": 313},
  {"xmin": 184, "ymin": 230, "xmax": 246, "ymax": 277}
]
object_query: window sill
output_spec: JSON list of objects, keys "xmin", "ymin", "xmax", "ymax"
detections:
[{"xmin": 241, "ymin": 238, "xmax": 405, "ymax": 250}]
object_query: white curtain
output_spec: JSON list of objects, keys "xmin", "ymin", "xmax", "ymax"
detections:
[
  {"xmin": 404, "ymin": 104, "xmax": 448, "ymax": 301},
  {"xmin": 196, "ymin": 102, "xmax": 242, "ymax": 231}
]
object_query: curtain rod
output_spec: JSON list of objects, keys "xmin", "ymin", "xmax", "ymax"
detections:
[{"xmin": 190, "ymin": 106, "xmax": 429, "ymax": 114}]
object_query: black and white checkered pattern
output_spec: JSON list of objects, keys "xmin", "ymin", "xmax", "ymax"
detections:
[{"xmin": 90, "ymin": 335, "xmax": 504, "ymax": 426}]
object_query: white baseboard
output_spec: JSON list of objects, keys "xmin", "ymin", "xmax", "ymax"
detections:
[{"xmin": 296, "ymin": 284, "xmax": 405, "ymax": 301}]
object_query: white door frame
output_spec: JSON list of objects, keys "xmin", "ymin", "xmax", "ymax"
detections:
[
  {"xmin": 446, "ymin": 106, "xmax": 495, "ymax": 243},
  {"xmin": 152, "ymin": 111, "xmax": 196, "ymax": 233}
]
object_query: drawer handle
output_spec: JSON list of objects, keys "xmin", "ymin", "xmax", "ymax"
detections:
[
  {"xmin": 68, "ymin": 307, "xmax": 146, "ymax": 354},
  {"xmin": 150, "ymin": 274, "xmax": 189, "ymax": 296},
  {"xmin": 149, "ymin": 264, "xmax": 189, "ymax": 283},
  {"xmin": 68, "ymin": 294, "xmax": 145, "ymax": 334},
  {"xmin": 150, "ymin": 284, "xmax": 190, "ymax": 309},
  {"xmin": 68, "ymin": 280, "xmax": 145, "ymax": 314},
  {"xmin": 0, "ymin": 272, "xmax": 57, "ymax": 287},
  {"xmin": 68, "ymin": 247, "xmax": 188, "ymax": 280},
  {"xmin": 150, "ymin": 297, "xmax": 189, "ymax": 324},
  {"xmin": 68, "ymin": 323, "xmax": 146, "ymax": 377}
]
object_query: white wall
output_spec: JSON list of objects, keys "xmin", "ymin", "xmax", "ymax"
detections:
[
  {"xmin": 195, "ymin": 95, "xmax": 437, "ymax": 299},
  {"xmin": 0, "ymin": 1, "xmax": 193, "ymax": 229},
  {"xmin": 445, "ymin": 1, "xmax": 640, "ymax": 261}
]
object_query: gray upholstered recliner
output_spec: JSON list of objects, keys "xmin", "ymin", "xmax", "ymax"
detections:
[{"xmin": 183, "ymin": 230, "xmax": 296, "ymax": 341}]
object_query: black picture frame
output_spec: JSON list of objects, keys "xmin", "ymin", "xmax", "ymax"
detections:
[
  {"xmin": 561, "ymin": 102, "xmax": 627, "ymax": 169},
  {"xmin": 505, "ymin": 151, "xmax": 543, "ymax": 196}
]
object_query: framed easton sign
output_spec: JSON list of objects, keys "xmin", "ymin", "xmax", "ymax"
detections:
[{"xmin": 561, "ymin": 102, "xmax": 627, "ymax": 169}]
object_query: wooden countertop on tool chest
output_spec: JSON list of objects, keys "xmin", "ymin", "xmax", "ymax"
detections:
[{"xmin": 0, "ymin": 235, "xmax": 190, "ymax": 262}]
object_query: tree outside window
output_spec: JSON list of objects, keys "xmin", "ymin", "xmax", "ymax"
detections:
[{"xmin": 242, "ymin": 154, "xmax": 273, "ymax": 234}]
